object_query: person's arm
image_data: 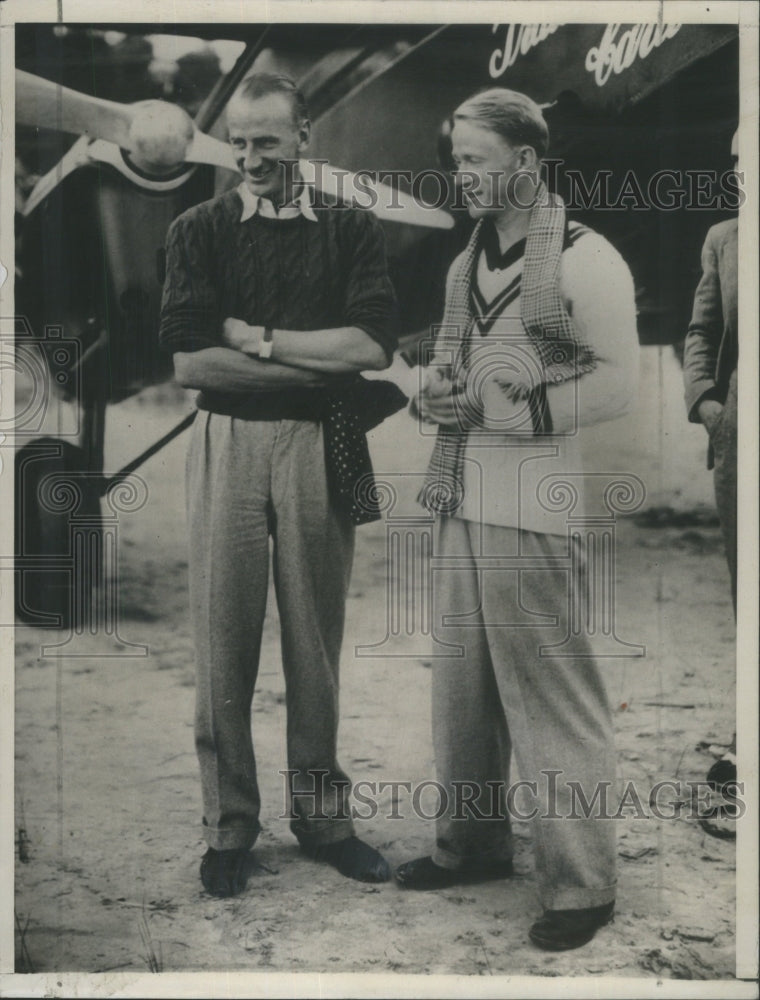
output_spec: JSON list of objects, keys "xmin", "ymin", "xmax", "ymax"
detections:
[
  {"xmin": 410, "ymin": 253, "xmax": 471, "ymax": 428},
  {"xmin": 159, "ymin": 210, "xmax": 222, "ymax": 356},
  {"xmin": 159, "ymin": 210, "xmax": 336, "ymax": 390},
  {"xmin": 418, "ymin": 237, "xmax": 640, "ymax": 435},
  {"xmin": 694, "ymin": 396, "xmax": 725, "ymax": 437},
  {"xmin": 540, "ymin": 233, "xmax": 639, "ymax": 434},
  {"xmin": 683, "ymin": 228, "xmax": 724, "ymax": 433},
  {"xmin": 221, "ymin": 319, "xmax": 388, "ymax": 373},
  {"xmin": 173, "ymin": 347, "xmax": 336, "ymax": 393},
  {"xmin": 222, "ymin": 208, "xmax": 397, "ymax": 374}
]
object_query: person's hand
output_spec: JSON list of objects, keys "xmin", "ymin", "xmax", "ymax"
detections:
[
  {"xmin": 222, "ymin": 318, "xmax": 263, "ymax": 354},
  {"xmin": 413, "ymin": 366, "xmax": 462, "ymax": 428},
  {"xmin": 417, "ymin": 386, "xmax": 462, "ymax": 427},
  {"xmin": 423, "ymin": 365, "xmax": 453, "ymax": 398},
  {"xmin": 698, "ymin": 398, "xmax": 725, "ymax": 438}
]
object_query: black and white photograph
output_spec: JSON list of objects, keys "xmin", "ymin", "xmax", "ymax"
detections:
[{"xmin": 1, "ymin": 1, "xmax": 758, "ymax": 996}]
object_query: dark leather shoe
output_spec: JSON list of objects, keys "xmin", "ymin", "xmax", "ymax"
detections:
[
  {"xmin": 529, "ymin": 901, "xmax": 615, "ymax": 951},
  {"xmin": 200, "ymin": 847, "xmax": 252, "ymax": 898},
  {"xmin": 395, "ymin": 854, "xmax": 513, "ymax": 890},
  {"xmin": 302, "ymin": 836, "xmax": 391, "ymax": 883}
]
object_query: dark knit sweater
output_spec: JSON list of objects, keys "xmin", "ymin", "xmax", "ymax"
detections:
[
  {"xmin": 158, "ymin": 187, "xmax": 403, "ymax": 524},
  {"xmin": 159, "ymin": 187, "xmax": 397, "ymax": 420}
]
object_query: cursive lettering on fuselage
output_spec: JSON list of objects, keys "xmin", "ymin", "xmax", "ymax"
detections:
[
  {"xmin": 488, "ymin": 23, "xmax": 562, "ymax": 79},
  {"xmin": 585, "ymin": 23, "xmax": 683, "ymax": 87}
]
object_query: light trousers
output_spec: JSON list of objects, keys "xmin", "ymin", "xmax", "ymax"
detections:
[
  {"xmin": 186, "ymin": 413, "xmax": 356, "ymax": 851},
  {"xmin": 431, "ymin": 515, "xmax": 617, "ymax": 910}
]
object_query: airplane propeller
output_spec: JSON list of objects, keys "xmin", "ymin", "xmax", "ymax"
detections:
[{"xmin": 16, "ymin": 68, "xmax": 453, "ymax": 229}]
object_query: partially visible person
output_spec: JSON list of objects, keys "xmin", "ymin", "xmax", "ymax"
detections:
[
  {"xmin": 683, "ymin": 130, "xmax": 740, "ymax": 835},
  {"xmin": 682, "ymin": 130, "xmax": 739, "ymax": 613}
]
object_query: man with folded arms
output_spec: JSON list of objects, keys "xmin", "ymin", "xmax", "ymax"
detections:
[
  {"xmin": 396, "ymin": 88, "xmax": 639, "ymax": 951},
  {"xmin": 160, "ymin": 73, "xmax": 397, "ymax": 896}
]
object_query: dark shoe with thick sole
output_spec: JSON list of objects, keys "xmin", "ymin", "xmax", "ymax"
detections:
[
  {"xmin": 528, "ymin": 901, "xmax": 615, "ymax": 951},
  {"xmin": 200, "ymin": 847, "xmax": 252, "ymax": 898},
  {"xmin": 301, "ymin": 836, "xmax": 391, "ymax": 883},
  {"xmin": 395, "ymin": 854, "xmax": 514, "ymax": 891}
]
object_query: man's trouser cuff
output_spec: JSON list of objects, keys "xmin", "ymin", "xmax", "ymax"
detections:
[
  {"xmin": 202, "ymin": 820, "xmax": 262, "ymax": 852},
  {"xmin": 291, "ymin": 816, "xmax": 356, "ymax": 849}
]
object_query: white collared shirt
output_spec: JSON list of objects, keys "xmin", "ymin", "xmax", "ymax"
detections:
[{"xmin": 237, "ymin": 180, "xmax": 318, "ymax": 223}]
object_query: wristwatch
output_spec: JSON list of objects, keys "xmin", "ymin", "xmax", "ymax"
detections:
[{"xmin": 259, "ymin": 326, "xmax": 274, "ymax": 359}]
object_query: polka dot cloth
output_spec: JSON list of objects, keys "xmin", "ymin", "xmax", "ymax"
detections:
[
  {"xmin": 322, "ymin": 379, "xmax": 407, "ymax": 525},
  {"xmin": 323, "ymin": 394, "xmax": 380, "ymax": 525}
]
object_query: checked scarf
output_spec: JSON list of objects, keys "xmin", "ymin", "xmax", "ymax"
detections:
[{"xmin": 419, "ymin": 182, "xmax": 598, "ymax": 515}]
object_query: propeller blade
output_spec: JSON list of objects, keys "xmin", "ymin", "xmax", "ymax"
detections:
[
  {"xmin": 300, "ymin": 159, "xmax": 454, "ymax": 229},
  {"xmin": 16, "ymin": 69, "xmax": 134, "ymax": 148},
  {"xmin": 16, "ymin": 70, "xmax": 453, "ymax": 229},
  {"xmin": 22, "ymin": 136, "xmax": 92, "ymax": 216},
  {"xmin": 185, "ymin": 130, "xmax": 239, "ymax": 171}
]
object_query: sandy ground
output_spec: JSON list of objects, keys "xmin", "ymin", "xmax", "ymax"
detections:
[{"xmin": 13, "ymin": 346, "xmax": 740, "ymax": 983}]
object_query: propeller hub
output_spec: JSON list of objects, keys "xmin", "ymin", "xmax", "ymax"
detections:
[{"xmin": 127, "ymin": 101, "xmax": 194, "ymax": 175}]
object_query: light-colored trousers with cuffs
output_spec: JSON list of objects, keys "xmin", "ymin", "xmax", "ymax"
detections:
[
  {"xmin": 431, "ymin": 515, "xmax": 617, "ymax": 910},
  {"xmin": 186, "ymin": 412, "xmax": 356, "ymax": 851}
]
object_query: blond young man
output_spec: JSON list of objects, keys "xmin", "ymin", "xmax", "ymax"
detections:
[{"xmin": 396, "ymin": 89, "xmax": 639, "ymax": 952}]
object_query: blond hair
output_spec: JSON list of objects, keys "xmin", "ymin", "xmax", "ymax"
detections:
[{"xmin": 454, "ymin": 88, "xmax": 549, "ymax": 159}]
